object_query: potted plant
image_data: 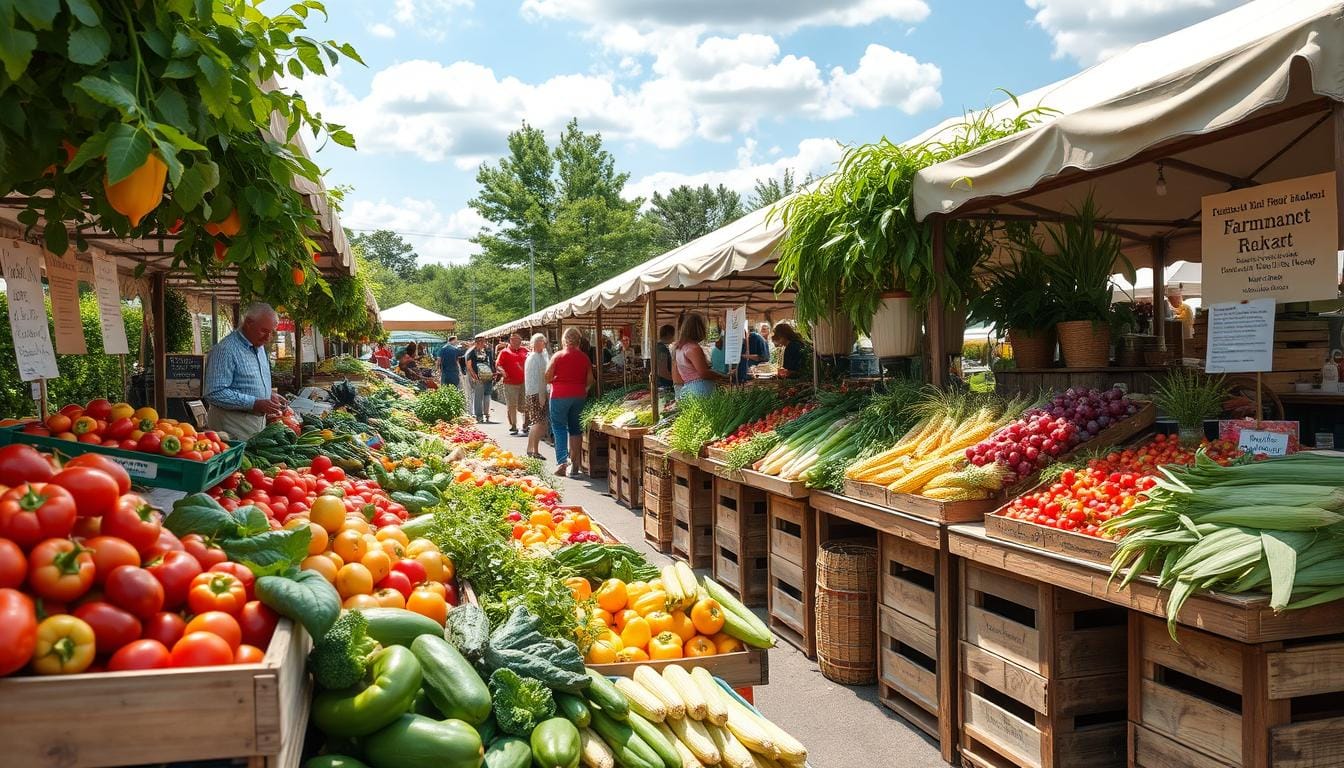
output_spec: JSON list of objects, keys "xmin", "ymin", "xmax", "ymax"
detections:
[
  {"xmin": 1043, "ymin": 196, "xmax": 1133, "ymax": 368},
  {"xmin": 968, "ymin": 226, "xmax": 1060, "ymax": 369},
  {"xmin": 1151, "ymin": 368, "xmax": 1230, "ymax": 444}
]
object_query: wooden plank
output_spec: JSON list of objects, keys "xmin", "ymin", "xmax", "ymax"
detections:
[
  {"xmin": 1051, "ymin": 723, "xmax": 1125, "ymax": 768},
  {"xmin": 811, "ymin": 490, "xmax": 941, "ymax": 547},
  {"xmin": 961, "ymin": 641, "xmax": 1048, "ymax": 715},
  {"xmin": 738, "ymin": 467, "xmax": 810, "ymax": 498},
  {"xmin": 1051, "ymin": 672, "xmax": 1126, "ymax": 718},
  {"xmin": 964, "ymin": 605, "xmax": 1042, "ymax": 680},
  {"xmin": 884, "ymin": 531, "xmax": 937, "ymax": 573},
  {"xmin": 1267, "ymin": 640, "xmax": 1344, "ymax": 699},
  {"xmin": 1271, "ymin": 716, "xmax": 1344, "ymax": 768},
  {"xmin": 1056, "ymin": 626, "xmax": 1128, "ymax": 678},
  {"xmin": 936, "ymin": 536, "xmax": 958, "ymax": 764},
  {"xmin": 965, "ymin": 561, "xmax": 1041, "ymax": 612},
  {"xmin": 882, "ymin": 647, "xmax": 938, "ymax": 713},
  {"xmin": 1131, "ymin": 723, "xmax": 1235, "ymax": 768},
  {"xmin": 881, "ymin": 603, "xmax": 937, "ymax": 660},
  {"xmin": 984, "ymin": 512, "xmax": 1118, "ymax": 566},
  {"xmin": 1139, "ymin": 679, "xmax": 1242, "ymax": 766},
  {"xmin": 963, "ymin": 689, "xmax": 1044, "ymax": 768},
  {"xmin": 1141, "ymin": 616, "xmax": 1244, "ymax": 694},
  {"xmin": 883, "ymin": 566, "xmax": 937, "ymax": 627}
]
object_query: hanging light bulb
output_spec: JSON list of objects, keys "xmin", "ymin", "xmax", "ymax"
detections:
[{"xmin": 1155, "ymin": 162, "xmax": 1168, "ymax": 197}]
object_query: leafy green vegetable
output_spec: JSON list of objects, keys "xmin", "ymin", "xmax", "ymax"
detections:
[
  {"xmin": 411, "ymin": 385, "xmax": 466, "ymax": 424},
  {"xmin": 553, "ymin": 543, "xmax": 659, "ymax": 582},
  {"xmin": 256, "ymin": 570, "xmax": 342, "ymax": 639},
  {"xmin": 488, "ymin": 668, "xmax": 556, "ymax": 737},
  {"xmin": 168, "ymin": 494, "xmax": 309, "ymax": 576},
  {"xmin": 308, "ymin": 609, "xmax": 380, "ymax": 691},
  {"xmin": 221, "ymin": 528, "xmax": 312, "ymax": 577}
]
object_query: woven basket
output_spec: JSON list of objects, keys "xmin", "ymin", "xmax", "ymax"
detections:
[
  {"xmin": 1056, "ymin": 320, "xmax": 1110, "ymax": 368},
  {"xmin": 815, "ymin": 541, "xmax": 878, "ymax": 685},
  {"xmin": 1007, "ymin": 328, "xmax": 1055, "ymax": 369}
]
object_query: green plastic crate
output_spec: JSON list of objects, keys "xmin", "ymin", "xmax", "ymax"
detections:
[{"xmin": 0, "ymin": 424, "xmax": 245, "ymax": 493}]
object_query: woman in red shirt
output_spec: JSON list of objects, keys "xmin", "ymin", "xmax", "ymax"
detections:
[{"xmin": 544, "ymin": 327, "xmax": 595, "ymax": 476}]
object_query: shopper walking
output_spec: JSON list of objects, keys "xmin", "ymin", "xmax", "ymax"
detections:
[
  {"xmin": 673, "ymin": 312, "xmax": 727, "ymax": 399},
  {"xmin": 497, "ymin": 333, "xmax": 528, "ymax": 434},
  {"xmin": 465, "ymin": 335, "xmax": 496, "ymax": 423},
  {"xmin": 545, "ymin": 327, "xmax": 595, "ymax": 477},
  {"xmin": 436, "ymin": 335, "xmax": 463, "ymax": 389},
  {"xmin": 524, "ymin": 333, "xmax": 551, "ymax": 459}
]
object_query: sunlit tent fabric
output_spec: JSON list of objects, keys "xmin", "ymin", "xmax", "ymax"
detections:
[
  {"xmin": 379, "ymin": 302, "xmax": 457, "ymax": 331},
  {"xmin": 913, "ymin": 0, "xmax": 1344, "ymax": 248}
]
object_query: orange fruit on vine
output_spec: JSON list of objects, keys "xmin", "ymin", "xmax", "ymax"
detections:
[
  {"xmin": 104, "ymin": 153, "xmax": 167, "ymax": 226},
  {"xmin": 205, "ymin": 209, "xmax": 241, "ymax": 237},
  {"xmin": 292, "ymin": 268, "xmax": 306, "ymax": 286},
  {"xmin": 213, "ymin": 239, "xmax": 228, "ymax": 261}
]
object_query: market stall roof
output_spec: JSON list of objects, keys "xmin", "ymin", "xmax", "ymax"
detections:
[
  {"xmin": 379, "ymin": 302, "xmax": 457, "ymax": 331},
  {"xmin": 912, "ymin": 0, "xmax": 1344, "ymax": 269},
  {"xmin": 1112, "ymin": 262, "xmax": 1204, "ymax": 302}
]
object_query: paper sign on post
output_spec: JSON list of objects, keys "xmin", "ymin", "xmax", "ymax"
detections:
[
  {"xmin": 1, "ymin": 239, "xmax": 60, "ymax": 381},
  {"xmin": 1201, "ymin": 172, "xmax": 1339, "ymax": 304},
  {"xmin": 44, "ymin": 250, "xmax": 87, "ymax": 355},
  {"xmin": 91, "ymin": 249, "xmax": 129, "ymax": 354},
  {"xmin": 1205, "ymin": 298, "xmax": 1275, "ymax": 373},
  {"xmin": 723, "ymin": 306, "xmax": 746, "ymax": 370},
  {"xmin": 1238, "ymin": 430, "xmax": 1291, "ymax": 457}
]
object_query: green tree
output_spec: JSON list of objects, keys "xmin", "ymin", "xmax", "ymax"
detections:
[
  {"xmin": 349, "ymin": 230, "xmax": 420, "ymax": 278},
  {"xmin": 647, "ymin": 184, "xmax": 746, "ymax": 247},
  {"xmin": 749, "ymin": 169, "xmax": 812, "ymax": 211}
]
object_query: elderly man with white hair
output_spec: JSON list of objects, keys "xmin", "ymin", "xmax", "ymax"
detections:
[{"xmin": 203, "ymin": 302, "xmax": 287, "ymax": 439}]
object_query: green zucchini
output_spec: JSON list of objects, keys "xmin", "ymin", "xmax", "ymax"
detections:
[
  {"xmin": 530, "ymin": 718, "xmax": 580, "ymax": 768},
  {"xmin": 400, "ymin": 514, "xmax": 436, "ymax": 540},
  {"xmin": 554, "ymin": 692, "xmax": 591, "ymax": 727},
  {"xmin": 410, "ymin": 634, "xmax": 492, "ymax": 725},
  {"xmin": 304, "ymin": 756, "xmax": 370, "ymax": 768},
  {"xmin": 583, "ymin": 669, "xmax": 628, "ymax": 720},
  {"xmin": 483, "ymin": 735, "xmax": 531, "ymax": 768},
  {"xmin": 588, "ymin": 708, "xmax": 659, "ymax": 768},
  {"xmin": 625, "ymin": 711, "xmax": 680, "ymax": 768},
  {"xmin": 361, "ymin": 714, "xmax": 484, "ymax": 768},
  {"xmin": 362, "ymin": 608, "xmax": 444, "ymax": 647}
]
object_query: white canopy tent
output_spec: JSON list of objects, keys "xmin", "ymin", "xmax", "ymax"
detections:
[
  {"xmin": 1112, "ymin": 262, "xmax": 1204, "ymax": 302},
  {"xmin": 378, "ymin": 302, "xmax": 457, "ymax": 332}
]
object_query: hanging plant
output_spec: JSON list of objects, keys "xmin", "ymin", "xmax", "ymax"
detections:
[{"xmin": 0, "ymin": 0, "xmax": 361, "ymax": 290}]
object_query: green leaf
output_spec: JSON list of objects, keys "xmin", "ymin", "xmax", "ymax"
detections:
[
  {"xmin": 229, "ymin": 505, "xmax": 270, "ymax": 537},
  {"xmin": 67, "ymin": 23, "xmax": 111, "ymax": 65},
  {"xmin": 336, "ymin": 42, "xmax": 363, "ymax": 66},
  {"xmin": 105, "ymin": 124, "xmax": 152, "ymax": 184},
  {"xmin": 196, "ymin": 55, "xmax": 230, "ymax": 116},
  {"xmin": 140, "ymin": 28, "xmax": 170, "ymax": 58},
  {"xmin": 329, "ymin": 129, "xmax": 354, "ymax": 148},
  {"xmin": 152, "ymin": 88, "xmax": 190, "ymax": 127},
  {"xmin": 170, "ymin": 30, "xmax": 197, "ymax": 57},
  {"xmin": 0, "ymin": 23, "xmax": 37, "ymax": 80},
  {"xmin": 153, "ymin": 137, "xmax": 183, "ymax": 185},
  {"xmin": 221, "ymin": 527, "xmax": 311, "ymax": 577},
  {"xmin": 296, "ymin": 43, "xmax": 324, "ymax": 75},
  {"xmin": 152, "ymin": 121, "xmax": 207, "ymax": 151},
  {"xmin": 165, "ymin": 494, "xmax": 242, "ymax": 539},
  {"xmin": 13, "ymin": 0, "xmax": 59, "ymax": 29},
  {"xmin": 255, "ymin": 570, "xmax": 340, "ymax": 638},
  {"xmin": 65, "ymin": 0, "xmax": 99, "ymax": 25},
  {"xmin": 74, "ymin": 75, "xmax": 138, "ymax": 114},
  {"xmin": 43, "ymin": 222, "xmax": 67, "ymax": 256},
  {"xmin": 285, "ymin": 58, "xmax": 302, "ymax": 79},
  {"xmin": 161, "ymin": 58, "xmax": 196, "ymax": 78}
]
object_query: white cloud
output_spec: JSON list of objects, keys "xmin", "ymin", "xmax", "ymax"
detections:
[
  {"xmin": 1026, "ymin": 0, "xmax": 1251, "ymax": 64},
  {"xmin": 626, "ymin": 138, "xmax": 844, "ymax": 203},
  {"xmin": 369, "ymin": 23, "xmax": 396, "ymax": 39},
  {"xmin": 344, "ymin": 198, "xmax": 488, "ymax": 265},
  {"xmin": 301, "ymin": 40, "xmax": 940, "ymax": 165},
  {"xmin": 388, "ymin": 0, "xmax": 474, "ymax": 40},
  {"xmin": 521, "ymin": 0, "xmax": 929, "ymax": 34}
]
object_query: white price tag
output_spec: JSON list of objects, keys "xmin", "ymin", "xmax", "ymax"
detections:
[
  {"xmin": 109, "ymin": 455, "xmax": 159, "ymax": 479},
  {"xmin": 1238, "ymin": 429, "xmax": 1290, "ymax": 457}
]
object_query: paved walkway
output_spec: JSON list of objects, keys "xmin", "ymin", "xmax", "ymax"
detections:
[{"xmin": 478, "ymin": 419, "xmax": 949, "ymax": 768}]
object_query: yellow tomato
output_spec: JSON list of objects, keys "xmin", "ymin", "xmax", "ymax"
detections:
[
  {"xmin": 405, "ymin": 538, "xmax": 438, "ymax": 557},
  {"xmin": 343, "ymin": 594, "xmax": 380, "ymax": 610},
  {"xmin": 375, "ymin": 526, "xmax": 410, "ymax": 548},
  {"xmin": 585, "ymin": 638, "xmax": 620, "ymax": 664},
  {"xmin": 342, "ymin": 516, "xmax": 372, "ymax": 535},
  {"xmin": 332, "ymin": 529, "xmax": 369, "ymax": 564},
  {"xmin": 668, "ymin": 610, "xmax": 696, "ymax": 642},
  {"xmin": 361, "ymin": 549, "xmax": 392, "ymax": 583},
  {"xmin": 624, "ymin": 581, "xmax": 651, "ymax": 606},
  {"xmin": 133, "ymin": 406, "xmax": 159, "ymax": 424},
  {"xmin": 684, "ymin": 635, "xmax": 717, "ymax": 657},
  {"xmin": 619, "ymin": 617, "xmax": 652, "ymax": 650},
  {"xmin": 614, "ymin": 647, "xmax": 649, "ymax": 663},
  {"xmin": 645, "ymin": 611, "xmax": 674, "ymax": 636},
  {"xmin": 417, "ymin": 551, "xmax": 447, "ymax": 583},
  {"xmin": 594, "ymin": 579, "xmax": 628, "ymax": 613},
  {"xmin": 309, "ymin": 495, "xmax": 346, "ymax": 534},
  {"xmin": 336, "ymin": 563, "xmax": 374, "ymax": 599},
  {"xmin": 648, "ymin": 631, "xmax": 683, "ymax": 660},
  {"xmin": 712, "ymin": 632, "xmax": 744, "ymax": 655},
  {"xmin": 691, "ymin": 598, "xmax": 726, "ymax": 636},
  {"xmin": 372, "ymin": 588, "xmax": 406, "ymax": 609},
  {"xmin": 613, "ymin": 608, "xmax": 640, "ymax": 633},
  {"xmin": 109, "ymin": 403, "xmax": 135, "ymax": 421},
  {"xmin": 565, "ymin": 577, "xmax": 592, "ymax": 602},
  {"xmin": 301, "ymin": 555, "xmax": 338, "ymax": 583},
  {"xmin": 407, "ymin": 589, "xmax": 449, "ymax": 625}
]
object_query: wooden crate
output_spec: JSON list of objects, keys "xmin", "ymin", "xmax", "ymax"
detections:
[
  {"xmin": 671, "ymin": 456, "xmax": 715, "ymax": 567},
  {"xmin": 0, "ymin": 620, "xmax": 310, "ymax": 768},
  {"xmin": 643, "ymin": 460, "xmax": 674, "ymax": 552},
  {"xmin": 607, "ymin": 436, "xmax": 621, "ymax": 498},
  {"xmin": 958, "ymin": 561, "xmax": 1129, "ymax": 768},
  {"xmin": 582, "ymin": 428, "xmax": 609, "ymax": 475},
  {"xmin": 984, "ymin": 512, "xmax": 1118, "ymax": 566},
  {"xmin": 672, "ymin": 515, "xmax": 713, "ymax": 567},
  {"xmin": 877, "ymin": 533, "xmax": 943, "ymax": 739},
  {"xmin": 1129, "ymin": 614, "xmax": 1344, "ymax": 768},
  {"xmin": 767, "ymin": 493, "xmax": 817, "ymax": 658},
  {"xmin": 713, "ymin": 477, "xmax": 769, "ymax": 605},
  {"xmin": 671, "ymin": 457, "xmax": 713, "ymax": 512},
  {"xmin": 619, "ymin": 437, "xmax": 643, "ymax": 509}
]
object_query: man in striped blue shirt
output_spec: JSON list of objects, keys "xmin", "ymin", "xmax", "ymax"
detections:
[{"xmin": 204, "ymin": 302, "xmax": 286, "ymax": 439}]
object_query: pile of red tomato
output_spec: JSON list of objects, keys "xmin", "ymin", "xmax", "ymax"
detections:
[
  {"xmin": 710, "ymin": 402, "xmax": 816, "ymax": 450},
  {"xmin": 18, "ymin": 399, "xmax": 228, "ymax": 461},
  {"xmin": 207, "ymin": 454, "xmax": 410, "ymax": 529},
  {"xmin": 998, "ymin": 435, "xmax": 1246, "ymax": 538},
  {"xmin": 0, "ymin": 444, "xmax": 278, "ymax": 676}
]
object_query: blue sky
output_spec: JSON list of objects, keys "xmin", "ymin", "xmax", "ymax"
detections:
[{"xmin": 295, "ymin": 0, "xmax": 1251, "ymax": 264}]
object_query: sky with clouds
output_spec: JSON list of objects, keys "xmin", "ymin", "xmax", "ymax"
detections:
[{"xmin": 295, "ymin": 0, "xmax": 1252, "ymax": 266}]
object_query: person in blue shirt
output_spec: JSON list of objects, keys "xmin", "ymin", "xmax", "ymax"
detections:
[
  {"xmin": 437, "ymin": 335, "xmax": 463, "ymax": 387},
  {"xmin": 738, "ymin": 329, "xmax": 769, "ymax": 383},
  {"xmin": 204, "ymin": 302, "xmax": 286, "ymax": 440}
]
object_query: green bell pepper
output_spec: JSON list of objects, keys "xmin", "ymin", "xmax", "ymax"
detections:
[{"xmin": 313, "ymin": 646, "xmax": 423, "ymax": 737}]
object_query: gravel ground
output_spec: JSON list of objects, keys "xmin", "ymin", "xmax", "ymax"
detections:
[{"xmin": 478, "ymin": 419, "xmax": 950, "ymax": 768}]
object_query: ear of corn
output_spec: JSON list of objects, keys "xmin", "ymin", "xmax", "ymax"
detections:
[
  {"xmin": 579, "ymin": 726, "xmax": 616, "ymax": 768},
  {"xmin": 656, "ymin": 719, "xmax": 703, "ymax": 768},
  {"xmin": 669, "ymin": 714, "xmax": 720, "ymax": 765},
  {"xmin": 663, "ymin": 665, "xmax": 709, "ymax": 720},
  {"xmin": 616, "ymin": 677, "xmax": 669, "ymax": 722},
  {"xmin": 691, "ymin": 667, "xmax": 729, "ymax": 726},
  {"xmin": 635, "ymin": 665, "xmax": 686, "ymax": 719}
]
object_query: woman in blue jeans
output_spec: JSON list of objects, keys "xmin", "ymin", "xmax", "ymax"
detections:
[{"xmin": 544, "ymin": 328, "xmax": 596, "ymax": 476}]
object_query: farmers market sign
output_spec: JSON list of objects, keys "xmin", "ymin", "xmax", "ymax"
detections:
[{"xmin": 1201, "ymin": 172, "xmax": 1338, "ymax": 303}]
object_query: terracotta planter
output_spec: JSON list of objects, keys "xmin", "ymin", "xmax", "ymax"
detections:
[
  {"xmin": 1056, "ymin": 320, "xmax": 1110, "ymax": 368},
  {"xmin": 811, "ymin": 312, "xmax": 855, "ymax": 356},
  {"xmin": 870, "ymin": 291, "xmax": 920, "ymax": 358},
  {"xmin": 1007, "ymin": 328, "xmax": 1055, "ymax": 369}
]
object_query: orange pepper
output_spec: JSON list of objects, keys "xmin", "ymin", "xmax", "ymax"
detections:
[
  {"xmin": 668, "ymin": 610, "xmax": 696, "ymax": 642},
  {"xmin": 645, "ymin": 611, "xmax": 674, "ymax": 636},
  {"xmin": 690, "ymin": 598, "xmax": 726, "ymax": 636},
  {"xmin": 711, "ymin": 631, "xmax": 744, "ymax": 655},
  {"xmin": 619, "ymin": 616, "xmax": 652, "ymax": 650},
  {"xmin": 565, "ymin": 577, "xmax": 592, "ymax": 602},
  {"xmin": 631, "ymin": 590, "xmax": 667, "ymax": 616},
  {"xmin": 684, "ymin": 635, "xmax": 717, "ymax": 657},
  {"xmin": 594, "ymin": 578, "xmax": 628, "ymax": 613},
  {"xmin": 649, "ymin": 631, "xmax": 683, "ymax": 660}
]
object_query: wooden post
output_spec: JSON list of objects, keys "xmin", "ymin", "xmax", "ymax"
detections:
[
  {"xmin": 293, "ymin": 320, "xmax": 303, "ymax": 390},
  {"xmin": 648, "ymin": 292, "xmax": 660, "ymax": 421},
  {"xmin": 210, "ymin": 295, "xmax": 219, "ymax": 345},
  {"xmin": 595, "ymin": 306, "xmax": 604, "ymax": 397},
  {"xmin": 1334, "ymin": 102, "xmax": 1343, "ymax": 251},
  {"xmin": 1152, "ymin": 238, "xmax": 1167, "ymax": 342},
  {"xmin": 151, "ymin": 272, "xmax": 168, "ymax": 414},
  {"xmin": 928, "ymin": 217, "xmax": 947, "ymax": 387}
]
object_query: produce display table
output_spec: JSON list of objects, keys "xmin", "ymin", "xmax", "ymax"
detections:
[
  {"xmin": 947, "ymin": 524, "xmax": 1344, "ymax": 768},
  {"xmin": 0, "ymin": 620, "xmax": 311, "ymax": 768}
]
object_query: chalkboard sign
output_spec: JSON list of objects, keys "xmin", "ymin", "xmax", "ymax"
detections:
[{"xmin": 165, "ymin": 354, "xmax": 204, "ymax": 398}]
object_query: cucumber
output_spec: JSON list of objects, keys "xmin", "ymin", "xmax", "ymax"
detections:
[
  {"xmin": 411, "ymin": 634, "xmax": 493, "ymax": 725},
  {"xmin": 361, "ymin": 714, "xmax": 484, "ymax": 768},
  {"xmin": 555, "ymin": 692, "xmax": 591, "ymax": 727},
  {"xmin": 625, "ymin": 711, "xmax": 679, "ymax": 768},
  {"xmin": 701, "ymin": 576, "xmax": 774, "ymax": 648},
  {"xmin": 483, "ymin": 735, "xmax": 531, "ymax": 768},
  {"xmin": 583, "ymin": 669, "xmax": 628, "ymax": 720},
  {"xmin": 530, "ymin": 717, "xmax": 580, "ymax": 768},
  {"xmin": 362, "ymin": 608, "xmax": 445, "ymax": 648},
  {"xmin": 588, "ymin": 708, "xmax": 659, "ymax": 768},
  {"xmin": 400, "ymin": 514, "xmax": 435, "ymax": 540}
]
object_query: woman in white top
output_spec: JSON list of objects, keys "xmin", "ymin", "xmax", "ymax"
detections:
[{"xmin": 524, "ymin": 333, "xmax": 551, "ymax": 459}]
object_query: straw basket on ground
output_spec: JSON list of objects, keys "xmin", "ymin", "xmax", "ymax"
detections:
[{"xmin": 815, "ymin": 541, "xmax": 878, "ymax": 685}]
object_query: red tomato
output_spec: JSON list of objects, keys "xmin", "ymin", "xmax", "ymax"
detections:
[
  {"xmin": 58, "ymin": 404, "xmax": 83, "ymax": 419},
  {"xmin": 28, "ymin": 538, "xmax": 95, "ymax": 601},
  {"xmin": 181, "ymin": 534, "xmax": 226, "ymax": 569},
  {"xmin": 78, "ymin": 433, "xmax": 103, "ymax": 445},
  {"xmin": 0, "ymin": 444, "xmax": 55, "ymax": 486},
  {"xmin": 104, "ymin": 565, "xmax": 165, "ymax": 619},
  {"xmin": 309, "ymin": 455, "xmax": 333, "ymax": 473},
  {"xmin": 392, "ymin": 558, "xmax": 427, "ymax": 586},
  {"xmin": 171, "ymin": 631, "xmax": 235, "ymax": 667},
  {"xmin": 234, "ymin": 644, "xmax": 266, "ymax": 664},
  {"xmin": 184, "ymin": 611, "xmax": 241, "ymax": 650},
  {"xmin": 0, "ymin": 588, "xmax": 37, "ymax": 675},
  {"xmin": 104, "ymin": 417, "xmax": 136, "ymax": 441},
  {"xmin": 244, "ymin": 467, "xmax": 266, "ymax": 487},
  {"xmin": 188, "ymin": 572, "xmax": 247, "ymax": 616},
  {"xmin": 143, "ymin": 528, "xmax": 184, "ymax": 559},
  {"xmin": 84, "ymin": 536, "xmax": 142, "ymax": 584},
  {"xmin": 63, "ymin": 454, "xmax": 132, "ymax": 494},
  {"xmin": 323, "ymin": 467, "xmax": 346, "ymax": 483},
  {"xmin": 108, "ymin": 638, "xmax": 172, "ymax": 671},
  {"xmin": 145, "ymin": 550, "xmax": 202, "ymax": 609},
  {"xmin": 237, "ymin": 601, "xmax": 279, "ymax": 649},
  {"xmin": 0, "ymin": 482, "xmax": 77, "ymax": 549},
  {"xmin": 99, "ymin": 494, "xmax": 162, "ymax": 555},
  {"xmin": 373, "ymin": 511, "xmax": 402, "ymax": 529},
  {"xmin": 73, "ymin": 601, "xmax": 142, "ymax": 655},
  {"xmin": 443, "ymin": 580, "xmax": 458, "ymax": 606},
  {"xmin": 142, "ymin": 611, "xmax": 187, "ymax": 648},
  {"xmin": 377, "ymin": 570, "xmax": 414, "ymax": 600},
  {"xmin": 209, "ymin": 562, "xmax": 256, "ymax": 601},
  {"xmin": 50, "ymin": 466, "xmax": 121, "ymax": 519},
  {"xmin": 119, "ymin": 439, "xmax": 139, "ymax": 451},
  {"xmin": 178, "ymin": 450, "xmax": 204, "ymax": 462},
  {"xmin": 0, "ymin": 538, "xmax": 25, "ymax": 589}
]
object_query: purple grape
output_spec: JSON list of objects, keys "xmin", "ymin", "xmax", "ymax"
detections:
[{"xmin": 1086, "ymin": 420, "xmax": 1099, "ymax": 433}]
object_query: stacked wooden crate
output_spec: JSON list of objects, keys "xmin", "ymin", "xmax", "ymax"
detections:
[
  {"xmin": 877, "ymin": 533, "xmax": 943, "ymax": 741},
  {"xmin": 712, "ymin": 476, "xmax": 768, "ymax": 605},
  {"xmin": 671, "ymin": 457, "xmax": 714, "ymax": 566},
  {"xmin": 766, "ymin": 494, "xmax": 817, "ymax": 658},
  {"xmin": 582, "ymin": 428, "xmax": 609, "ymax": 476},
  {"xmin": 619, "ymin": 437, "xmax": 643, "ymax": 508},
  {"xmin": 642, "ymin": 441, "xmax": 673, "ymax": 552}
]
